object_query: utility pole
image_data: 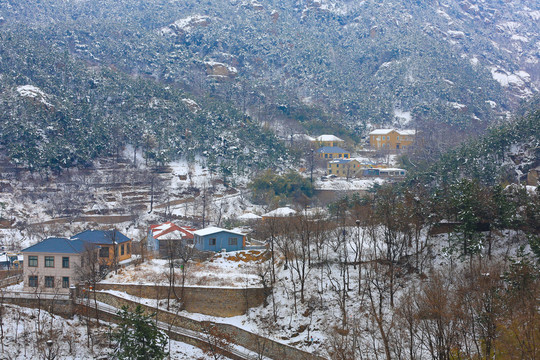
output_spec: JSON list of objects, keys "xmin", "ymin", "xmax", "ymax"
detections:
[
  {"xmin": 310, "ymin": 148, "xmax": 314, "ymax": 184},
  {"xmin": 148, "ymin": 177, "xmax": 154, "ymax": 213}
]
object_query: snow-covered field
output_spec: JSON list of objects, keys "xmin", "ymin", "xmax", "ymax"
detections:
[{"xmin": 104, "ymin": 250, "xmax": 268, "ymax": 287}]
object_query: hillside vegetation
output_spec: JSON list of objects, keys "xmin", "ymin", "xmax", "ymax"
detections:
[{"xmin": 1, "ymin": 0, "xmax": 538, "ymax": 171}]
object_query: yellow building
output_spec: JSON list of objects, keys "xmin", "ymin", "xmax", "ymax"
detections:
[
  {"xmin": 71, "ymin": 230, "xmax": 132, "ymax": 268},
  {"xmin": 328, "ymin": 159, "xmax": 388, "ymax": 178},
  {"xmin": 328, "ymin": 159, "xmax": 361, "ymax": 177},
  {"xmin": 369, "ymin": 129, "xmax": 415, "ymax": 150},
  {"xmin": 313, "ymin": 135, "xmax": 345, "ymax": 148},
  {"xmin": 317, "ymin": 146, "xmax": 350, "ymax": 160}
]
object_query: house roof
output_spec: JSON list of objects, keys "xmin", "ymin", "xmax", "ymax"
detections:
[
  {"xmin": 150, "ymin": 222, "xmax": 195, "ymax": 240},
  {"xmin": 316, "ymin": 135, "xmax": 344, "ymax": 142},
  {"xmin": 194, "ymin": 226, "xmax": 245, "ymax": 237},
  {"xmin": 71, "ymin": 229, "xmax": 131, "ymax": 245},
  {"xmin": 22, "ymin": 237, "xmax": 88, "ymax": 254},
  {"xmin": 290, "ymin": 134, "xmax": 315, "ymax": 142},
  {"xmin": 380, "ymin": 168, "xmax": 407, "ymax": 172},
  {"xmin": 369, "ymin": 129, "xmax": 395, "ymax": 135},
  {"xmin": 263, "ymin": 207, "xmax": 297, "ymax": 217},
  {"xmin": 369, "ymin": 128, "xmax": 416, "ymax": 136},
  {"xmin": 317, "ymin": 146, "xmax": 349, "ymax": 154},
  {"xmin": 238, "ymin": 213, "xmax": 262, "ymax": 220}
]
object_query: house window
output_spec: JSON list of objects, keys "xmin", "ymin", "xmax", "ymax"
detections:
[
  {"xmin": 328, "ymin": 170, "xmax": 332, "ymax": 174},
  {"xmin": 45, "ymin": 256, "xmax": 55, "ymax": 268},
  {"xmin": 209, "ymin": 238, "xmax": 216, "ymax": 246},
  {"xmin": 229, "ymin": 238, "xmax": 238, "ymax": 246},
  {"xmin": 187, "ymin": 239, "xmax": 194, "ymax": 245},
  {"xmin": 99, "ymin": 247, "xmax": 110, "ymax": 258},
  {"xmin": 324, "ymin": 154, "xmax": 328, "ymax": 158},
  {"xmin": 345, "ymin": 154, "xmax": 349, "ymax": 158},
  {"xmin": 121, "ymin": 244, "xmax": 125, "ymax": 256},
  {"xmin": 336, "ymin": 164, "xmax": 339, "ymax": 168},
  {"xmin": 338, "ymin": 154, "xmax": 342, "ymax": 158},
  {"xmin": 397, "ymin": 136, "xmax": 399, "ymax": 140},
  {"xmin": 62, "ymin": 257, "xmax": 69, "ymax": 268},
  {"xmin": 28, "ymin": 256, "xmax": 38, "ymax": 267},
  {"xmin": 127, "ymin": 243, "xmax": 131, "ymax": 254},
  {"xmin": 62, "ymin": 277, "xmax": 70, "ymax": 289},
  {"xmin": 44, "ymin": 276, "xmax": 54, "ymax": 288},
  {"xmin": 29, "ymin": 275, "xmax": 38, "ymax": 287}
]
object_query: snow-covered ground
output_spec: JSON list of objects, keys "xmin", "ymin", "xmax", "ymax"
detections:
[
  {"xmin": 0, "ymin": 303, "xmax": 216, "ymax": 359},
  {"xmin": 104, "ymin": 250, "xmax": 267, "ymax": 287},
  {"xmin": 315, "ymin": 177, "xmax": 385, "ymax": 191}
]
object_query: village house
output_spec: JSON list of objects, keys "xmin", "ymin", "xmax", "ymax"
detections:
[
  {"xmin": 71, "ymin": 229, "xmax": 132, "ymax": 269},
  {"xmin": 317, "ymin": 146, "xmax": 350, "ymax": 160},
  {"xmin": 313, "ymin": 134, "xmax": 345, "ymax": 148},
  {"xmin": 327, "ymin": 159, "xmax": 389, "ymax": 178},
  {"xmin": 21, "ymin": 237, "xmax": 90, "ymax": 293},
  {"xmin": 360, "ymin": 168, "xmax": 407, "ymax": 178},
  {"xmin": 193, "ymin": 227, "xmax": 246, "ymax": 252},
  {"xmin": 0, "ymin": 252, "xmax": 22, "ymax": 270},
  {"xmin": 369, "ymin": 129, "xmax": 415, "ymax": 150},
  {"xmin": 147, "ymin": 222, "xmax": 196, "ymax": 257},
  {"xmin": 327, "ymin": 159, "xmax": 363, "ymax": 178}
]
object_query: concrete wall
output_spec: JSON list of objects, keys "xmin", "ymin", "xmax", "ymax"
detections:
[
  {"xmin": 2, "ymin": 296, "xmax": 75, "ymax": 318},
  {"xmin": 94, "ymin": 291, "xmax": 324, "ymax": 360},
  {"xmin": 95, "ymin": 282, "xmax": 265, "ymax": 317}
]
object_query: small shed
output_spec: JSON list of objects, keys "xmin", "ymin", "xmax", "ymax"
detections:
[{"xmin": 193, "ymin": 227, "xmax": 246, "ymax": 252}]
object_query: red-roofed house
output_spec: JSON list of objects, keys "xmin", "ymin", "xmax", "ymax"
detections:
[{"xmin": 147, "ymin": 222, "xmax": 196, "ymax": 257}]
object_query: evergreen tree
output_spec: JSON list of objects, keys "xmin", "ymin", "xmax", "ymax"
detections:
[{"xmin": 111, "ymin": 305, "xmax": 168, "ymax": 360}]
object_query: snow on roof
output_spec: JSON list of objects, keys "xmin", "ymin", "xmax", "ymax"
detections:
[
  {"xmin": 369, "ymin": 129, "xmax": 415, "ymax": 136},
  {"xmin": 380, "ymin": 168, "xmax": 407, "ymax": 172},
  {"xmin": 316, "ymin": 135, "xmax": 344, "ymax": 142},
  {"xmin": 194, "ymin": 226, "xmax": 245, "ymax": 237},
  {"xmin": 263, "ymin": 207, "xmax": 297, "ymax": 217},
  {"xmin": 238, "ymin": 213, "xmax": 262, "ymax": 220},
  {"xmin": 369, "ymin": 129, "xmax": 395, "ymax": 135},
  {"xmin": 150, "ymin": 222, "xmax": 195, "ymax": 239},
  {"xmin": 290, "ymin": 134, "xmax": 315, "ymax": 142}
]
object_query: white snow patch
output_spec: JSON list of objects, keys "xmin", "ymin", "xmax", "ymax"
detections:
[
  {"xmin": 485, "ymin": 100, "xmax": 497, "ymax": 109},
  {"xmin": 447, "ymin": 30, "xmax": 465, "ymax": 39},
  {"xmin": 16, "ymin": 85, "xmax": 53, "ymax": 107},
  {"xmin": 393, "ymin": 108, "xmax": 412, "ymax": 126},
  {"xmin": 511, "ymin": 34, "xmax": 529, "ymax": 42}
]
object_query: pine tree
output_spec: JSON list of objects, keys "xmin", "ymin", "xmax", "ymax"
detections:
[{"xmin": 111, "ymin": 305, "xmax": 168, "ymax": 360}]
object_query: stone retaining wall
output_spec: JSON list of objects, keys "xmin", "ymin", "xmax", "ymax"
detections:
[
  {"xmin": 95, "ymin": 283, "xmax": 265, "ymax": 317},
  {"xmin": 2, "ymin": 296, "xmax": 74, "ymax": 317},
  {"xmin": 94, "ymin": 291, "xmax": 324, "ymax": 360}
]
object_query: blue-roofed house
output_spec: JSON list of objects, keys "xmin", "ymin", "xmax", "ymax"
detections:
[
  {"xmin": 71, "ymin": 229, "xmax": 132, "ymax": 267},
  {"xmin": 317, "ymin": 146, "xmax": 350, "ymax": 160},
  {"xmin": 21, "ymin": 237, "xmax": 92, "ymax": 293},
  {"xmin": 193, "ymin": 227, "xmax": 246, "ymax": 252}
]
